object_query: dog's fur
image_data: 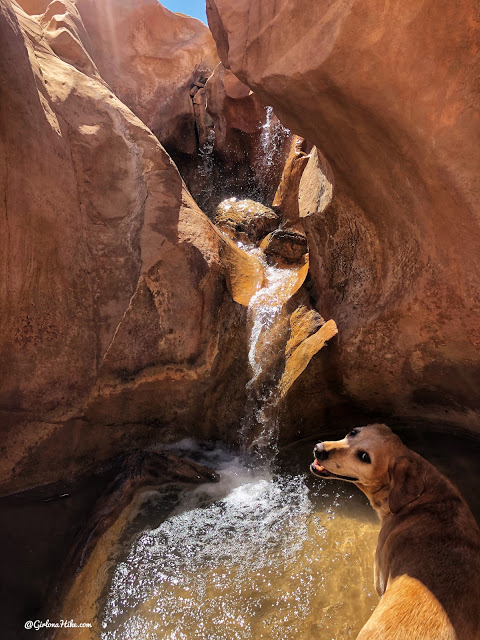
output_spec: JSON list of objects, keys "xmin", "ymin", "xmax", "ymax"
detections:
[{"xmin": 310, "ymin": 424, "xmax": 480, "ymax": 639}]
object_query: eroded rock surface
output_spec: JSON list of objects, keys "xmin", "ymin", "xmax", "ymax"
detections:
[
  {"xmin": 206, "ymin": 62, "xmax": 265, "ymax": 160},
  {"xmin": 272, "ymin": 135, "xmax": 312, "ymax": 224},
  {"xmin": 207, "ymin": 0, "xmax": 480, "ymax": 432},
  {"xmin": 0, "ymin": 0, "xmax": 246, "ymax": 494},
  {"xmin": 214, "ymin": 197, "xmax": 280, "ymax": 243},
  {"xmin": 77, "ymin": 0, "xmax": 218, "ymax": 154}
]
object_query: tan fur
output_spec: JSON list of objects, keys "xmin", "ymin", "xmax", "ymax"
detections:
[
  {"xmin": 357, "ymin": 575, "xmax": 456, "ymax": 640},
  {"xmin": 311, "ymin": 424, "xmax": 480, "ymax": 640}
]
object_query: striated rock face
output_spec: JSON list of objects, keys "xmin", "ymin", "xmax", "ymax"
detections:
[
  {"xmin": 207, "ymin": 0, "xmax": 480, "ymax": 433},
  {"xmin": 18, "ymin": 0, "xmax": 220, "ymax": 155},
  {"xmin": 0, "ymin": 0, "xmax": 247, "ymax": 495}
]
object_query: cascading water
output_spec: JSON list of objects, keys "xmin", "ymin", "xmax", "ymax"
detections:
[
  {"xmin": 99, "ymin": 441, "xmax": 380, "ymax": 640},
  {"xmin": 195, "ymin": 129, "xmax": 216, "ymax": 213},
  {"xmin": 95, "ymin": 201, "xmax": 383, "ymax": 639},
  {"xmin": 259, "ymin": 106, "xmax": 291, "ymax": 172},
  {"xmin": 240, "ymin": 247, "xmax": 304, "ymax": 459}
]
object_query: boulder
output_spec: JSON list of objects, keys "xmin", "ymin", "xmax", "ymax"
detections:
[
  {"xmin": 207, "ymin": 0, "xmax": 480, "ymax": 433},
  {"xmin": 261, "ymin": 229, "xmax": 308, "ymax": 265},
  {"xmin": 213, "ymin": 198, "xmax": 280, "ymax": 244}
]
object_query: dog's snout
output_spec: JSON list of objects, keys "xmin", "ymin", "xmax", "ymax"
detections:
[{"xmin": 314, "ymin": 443, "xmax": 329, "ymax": 461}]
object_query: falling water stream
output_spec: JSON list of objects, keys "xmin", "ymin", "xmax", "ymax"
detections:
[
  {"xmin": 240, "ymin": 246, "xmax": 303, "ymax": 459},
  {"xmin": 259, "ymin": 106, "xmax": 291, "ymax": 172},
  {"xmin": 96, "ymin": 109, "xmax": 380, "ymax": 638}
]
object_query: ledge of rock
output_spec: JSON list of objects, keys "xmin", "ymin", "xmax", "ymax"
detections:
[
  {"xmin": 272, "ymin": 135, "xmax": 312, "ymax": 223},
  {"xmin": 280, "ymin": 319, "xmax": 338, "ymax": 399},
  {"xmin": 217, "ymin": 234, "xmax": 264, "ymax": 307}
]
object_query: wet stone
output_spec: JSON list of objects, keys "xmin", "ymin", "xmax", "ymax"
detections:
[
  {"xmin": 261, "ymin": 229, "xmax": 308, "ymax": 264},
  {"xmin": 213, "ymin": 198, "xmax": 280, "ymax": 244}
]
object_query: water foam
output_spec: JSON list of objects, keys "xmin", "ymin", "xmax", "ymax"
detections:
[{"xmin": 100, "ymin": 442, "xmax": 379, "ymax": 640}]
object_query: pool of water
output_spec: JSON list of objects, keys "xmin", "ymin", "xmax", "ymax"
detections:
[
  {"xmin": 99, "ymin": 441, "xmax": 379, "ymax": 640},
  {"xmin": 97, "ymin": 430, "xmax": 480, "ymax": 640}
]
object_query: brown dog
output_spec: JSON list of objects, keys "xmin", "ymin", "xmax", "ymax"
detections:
[{"xmin": 310, "ymin": 424, "xmax": 480, "ymax": 639}]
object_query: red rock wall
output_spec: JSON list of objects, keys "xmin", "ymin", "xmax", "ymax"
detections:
[
  {"xmin": 207, "ymin": 0, "xmax": 480, "ymax": 434},
  {"xmin": 0, "ymin": 0, "xmax": 247, "ymax": 495}
]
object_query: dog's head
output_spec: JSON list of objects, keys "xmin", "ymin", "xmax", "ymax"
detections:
[{"xmin": 310, "ymin": 424, "xmax": 426, "ymax": 516}]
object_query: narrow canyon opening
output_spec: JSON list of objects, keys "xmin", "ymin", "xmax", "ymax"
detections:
[{"xmin": 1, "ymin": 0, "xmax": 479, "ymax": 639}]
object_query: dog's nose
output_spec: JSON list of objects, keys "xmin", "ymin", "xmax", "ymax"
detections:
[{"xmin": 314, "ymin": 443, "xmax": 329, "ymax": 461}]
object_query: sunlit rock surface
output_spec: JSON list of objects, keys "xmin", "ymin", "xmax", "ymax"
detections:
[
  {"xmin": 206, "ymin": 62, "xmax": 265, "ymax": 159},
  {"xmin": 272, "ymin": 135, "xmax": 312, "ymax": 224},
  {"xmin": 0, "ymin": 0, "xmax": 246, "ymax": 494},
  {"xmin": 76, "ymin": 0, "xmax": 218, "ymax": 154},
  {"xmin": 207, "ymin": 0, "xmax": 480, "ymax": 432},
  {"xmin": 214, "ymin": 198, "xmax": 280, "ymax": 243}
]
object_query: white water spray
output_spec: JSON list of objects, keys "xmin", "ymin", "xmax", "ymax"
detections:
[
  {"xmin": 240, "ymin": 247, "xmax": 304, "ymax": 458},
  {"xmin": 260, "ymin": 106, "xmax": 290, "ymax": 170}
]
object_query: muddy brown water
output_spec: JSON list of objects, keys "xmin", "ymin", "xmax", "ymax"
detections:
[
  {"xmin": 1, "ymin": 428, "xmax": 479, "ymax": 640},
  {"xmin": 97, "ymin": 429, "xmax": 480, "ymax": 640}
]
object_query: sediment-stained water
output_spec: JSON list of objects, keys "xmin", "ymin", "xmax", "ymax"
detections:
[{"xmin": 100, "ymin": 442, "xmax": 380, "ymax": 640}]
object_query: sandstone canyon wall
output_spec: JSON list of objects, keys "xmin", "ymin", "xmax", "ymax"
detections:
[
  {"xmin": 0, "ymin": 0, "xmax": 249, "ymax": 495},
  {"xmin": 207, "ymin": 0, "xmax": 480, "ymax": 435}
]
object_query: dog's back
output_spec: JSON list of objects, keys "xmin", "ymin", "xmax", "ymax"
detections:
[
  {"xmin": 365, "ymin": 452, "xmax": 480, "ymax": 639},
  {"xmin": 311, "ymin": 425, "xmax": 480, "ymax": 640}
]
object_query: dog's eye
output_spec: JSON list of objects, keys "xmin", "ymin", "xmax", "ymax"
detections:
[
  {"xmin": 349, "ymin": 428, "xmax": 359, "ymax": 437},
  {"xmin": 357, "ymin": 451, "xmax": 371, "ymax": 464}
]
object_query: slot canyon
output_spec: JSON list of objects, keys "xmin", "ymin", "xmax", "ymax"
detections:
[{"xmin": 0, "ymin": 0, "xmax": 479, "ymax": 638}]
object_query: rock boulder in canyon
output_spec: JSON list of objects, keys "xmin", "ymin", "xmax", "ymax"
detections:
[
  {"xmin": 207, "ymin": 0, "xmax": 480, "ymax": 434},
  {"xmin": 0, "ymin": 0, "xmax": 247, "ymax": 495}
]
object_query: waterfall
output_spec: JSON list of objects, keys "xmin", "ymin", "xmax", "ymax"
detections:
[
  {"xmin": 240, "ymin": 247, "xmax": 304, "ymax": 460},
  {"xmin": 259, "ymin": 105, "xmax": 290, "ymax": 170},
  {"xmin": 198, "ymin": 128, "xmax": 215, "ymax": 178},
  {"xmin": 195, "ymin": 128, "xmax": 216, "ymax": 213}
]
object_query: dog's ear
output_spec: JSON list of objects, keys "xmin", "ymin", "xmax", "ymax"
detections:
[{"xmin": 388, "ymin": 455, "xmax": 425, "ymax": 515}]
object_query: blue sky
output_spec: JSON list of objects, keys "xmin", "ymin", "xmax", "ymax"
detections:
[{"xmin": 161, "ymin": 0, "xmax": 207, "ymax": 24}]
